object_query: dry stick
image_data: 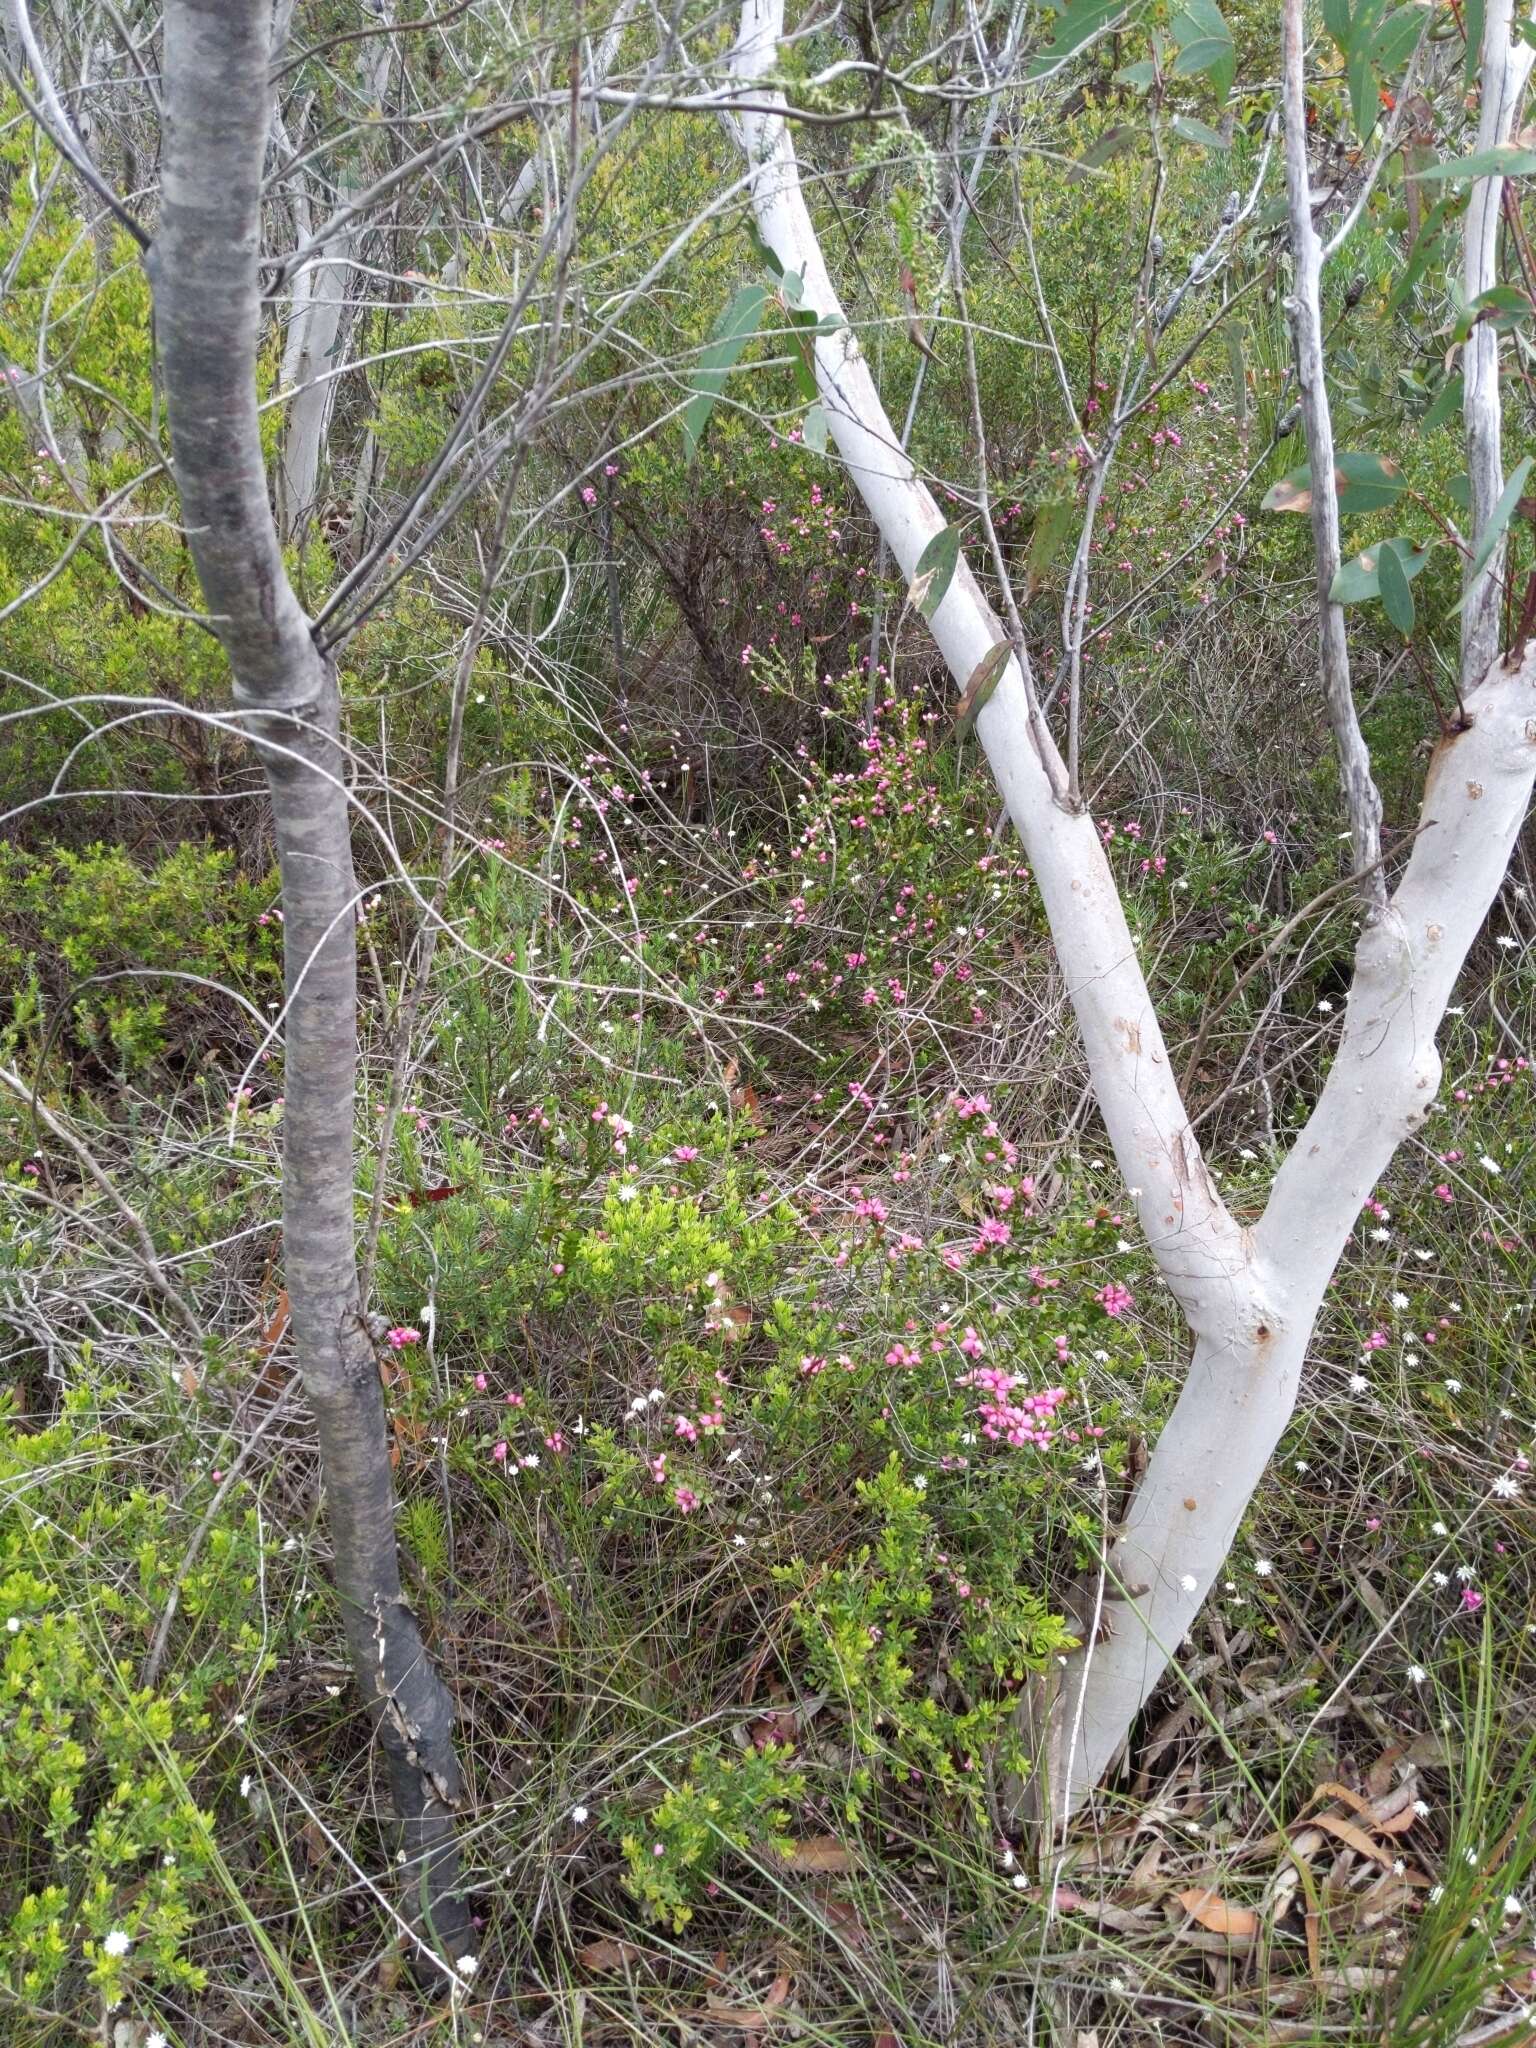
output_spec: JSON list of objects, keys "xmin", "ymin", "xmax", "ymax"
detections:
[
  {"xmin": 0, "ymin": 1062, "xmax": 202, "ymax": 1345},
  {"xmin": 1281, "ymin": 0, "xmax": 1386, "ymax": 910},
  {"xmin": 1179, "ymin": 830, "xmax": 1423, "ymax": 1095}
]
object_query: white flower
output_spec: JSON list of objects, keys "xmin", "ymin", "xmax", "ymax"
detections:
[
  {"xmin": 1407, "ymin": 1664, "xmax": 1428, "ymax": 1685},
  {"xmin": 912, "ymin": 1476, "xmax": 927, "ymax": 1492},
  {"xmin": 1413, "ymin": 1799, "xmax": 1431, "ymax": 1817},
  {"xmin": 147, "ymin": 2035, "xmax": 168, "ymax": 2048},
  {"xmin": 1294, "ymin": 1460, "xmax": 1310, "ymax": 1473},
  {"xmin": 456, "ymin": 1954, "xmax": 479, "ymax": 1977},
  {"xmin": 1496, "ymin": 935, "xmax": 1519, "ymax": 949},
  {"xmin": 1011, "ymin": 1872, "xmax": 1029, "ymax": 1890},
  {"xmin": 4, "ymin": 1617, "xmax": 18, "ymax": 1633},
  {"xmin": 1253, "ymin": 1558, "xmax": 1274, "ymax": 1577},
  {"xmin": 1370, "ymin": 1227, "xmax": 1391, "ymax": 1242},
  {"xmin": 1444, "ymin": 1379, "xmax": 1463, "ymax": 1395},
  {"xmin": 1432, "ymin": 1571, "xmax": 1450, "ymax": 1587},
  {"xmin": 1456, "ymin": 1565, "xmax": 1476, "ymax": 1582},
  {"xmin": 1494, "ymin": 1475, "xmax": 1520, "ymax": 1499},
  {"xmin": 1480, "ymin": 1155, "xmax": 1502, "ymax": 1174},
  {"xmin": 1179, "ymin": 1573, "xmax": 1198, "ymax": 1592},
  {"xmin": 571, "ymin": 1804, "xmax": 589, "ymax": 1824},
  {"xmin": 1391, "ymin": 1292, "xmax": 1410, "ymax": 1310},
  {"xmin": 1506, "ymin": 1895, "xmax": 1524, "ymax": 1917},
  {"xmin": 1318, "ymin": 999, "xmax": 1333, "ymax": 1013},
  {"xmin": 1431, "ymin": 1521, "xmax": 1449, "ymax": 1537},
  {"xmin": 1001, "ymin": 1849, "xmax": 1016, "ymax": 1870},
  {"xmin": 101, "ymin": 1930, "xmax": 130, "ymax": 1958},
  {"xmin": 1348, "ymin": 1373, "xmax": 1370, "ymax": 1395},
  {"xmin": 616, "ymin": 1183, "xmax": 638, "ymax": 1202},
  {"xmin": 1465, "ymin": 1848, "xmax": 1479, "ymax": 1867},
  {"xmin": 1428, "ymin": 1884, "xmax": 1444, "ymax": 1903},
  {"xmin": 240, "ymin": 1774, "xmax": 254, "ymax": 1799}
]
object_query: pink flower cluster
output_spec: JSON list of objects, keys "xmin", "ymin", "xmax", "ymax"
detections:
[{"xmin": 962, "ymin": 1366, "xmax": 1071, "ymax": 1447}]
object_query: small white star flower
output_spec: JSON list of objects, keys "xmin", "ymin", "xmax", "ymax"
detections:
[
  {"xmin": 1391, "ymin": 1292, "xmax": 1410, "ymax": 1310},
  {"xmin": 1431, "ymin": 1521, "xmax": 1449, "ymax": 1537},
  {"xmin": 1444, "ymin": 1379, "xmax": 1463, "ymax": 1394},
  {"xmin": 147, "ymin": 2034, "xmax": 168, "ymax": 2048},
  {"xmin": 1011, "ymin": 1872, "xmax": 1029, "ymax": 1890},
  {"xmin": 1179, "ymin": 1573, "xmax": 1198, "ymax": 1592},
  {"xmin": 1413, "ymin": 1799, "xmax": 1431, "ymax": 1817},
  {"xmin": 571, "ymin": 1804, "xmax": 589, "ymax": 1824},
  {"xmin": 1349, "ymin": 1373, "xmax": 1370, "ymax": 1394},
  {"xmin": 1493, "ymin": 1475, "xmax": 1520, "ymax": 1499},
  {"xmin": 456, "ymin": 1954, "xmax": 479, "ymax": 1977},
  {"xmin": 1253, "ymin": 1558, "xmax": 1274, "ymax": 1577},
  {"xmin": 101, "ymin": 1930, "xmax": 130, "ymax": 1958},
  {"xmin": 1505, "ymin": 1895, "xmax": 1524, "ymax": 1917},
  {"xmin": 1407, "ymin": 1664, "xmax": 1428, "ymax": 1685}
]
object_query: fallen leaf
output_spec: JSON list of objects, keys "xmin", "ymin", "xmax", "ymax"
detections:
[
  {"xmin": 702, "ymin": 1969, "xmax": 791, "ymax": 2031},
  {"xmin": 577, "ymin": 1937, "xmax": 644, "ymax": 1971},
  {"xmin": 179, "ymin": 1363, "xmax": 201, "ymax": 1396},
  {"xmin": 823, "ymin": 1895, "xmax": 868, "ymax": 1948},
  {"xmin": 1176, "ymin": 1888, "xmax": 1260, "ymax": 1939},
  {"xmin": 260, "ymin": 1287, "xmax": 290, "ymax": 1355},
  {"xmin": 1310, "ymin": 1814, "xmax": 1397, "ymax": 1867},
  {"xmin": 785, "ymin": 1836, "xmax": 855, "ymax": 1873}
]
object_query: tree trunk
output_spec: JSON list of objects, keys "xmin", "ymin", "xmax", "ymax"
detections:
[{"xmin": 147, "ymin": 0, "xmax": 469, "ymax": 1965}]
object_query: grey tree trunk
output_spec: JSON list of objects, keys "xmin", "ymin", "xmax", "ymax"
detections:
[{"xmin": 146, "ymin": 0, "xmax": 469, "ymax": 1966}]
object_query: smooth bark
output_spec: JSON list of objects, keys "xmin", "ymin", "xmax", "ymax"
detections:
[{"xmin": 147, "ymin": 0, "xmax": 469, "ymax": 1963}]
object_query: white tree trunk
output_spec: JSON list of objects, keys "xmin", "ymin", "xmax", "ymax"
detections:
[
  {"xmin": 275, "ymin": 218, "xmax": 355, "ymax": 543},
  {"xmin": 730, "ymin": 0, "xmax": 1536, "ymax": 1820}
]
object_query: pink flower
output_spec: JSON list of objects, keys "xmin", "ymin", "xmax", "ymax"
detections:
[
  {"xmin": 959, "ymin": 1327, "xmax": 985, "ymax": 1359},
  {"xmin": 1460, "ymin": 1587, "xmax": 1484, "ymax": 1613},
  {"xmin": 491, "ymin": 1441, "xmax": 508, "ymax": 1463},
  {"xmin": 674, "ymin": 1486, "xmax": 700, "ymax": 1514},
  {"xmin": 581, "ymin": 485, "xmax": 597, "ymax": 504},
  {"xmin": 1097, "ymin": 1282, "xmax": 1134, "ymax": 1319},
  {"xmin": 674, "ymin": 1145, "xmax": 700, "ymax": 1161},
  {"xmin": 386, "ymin": 1326, "xmax": 420, "ymax": 1349}
]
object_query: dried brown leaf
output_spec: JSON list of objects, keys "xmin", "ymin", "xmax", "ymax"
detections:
[
  {"xmin": 1175, "ymin": 1888, "xmax": 1260, "ymax": 1939},
  {"xmin": 577, "ymin": 1937, "xmax": 644, "ymax": 1972},
  {"xmin": 701, "ymin": 1969, "xmax": 791, "ymax": 2032},
  {"xmin": 785, "ymin": 1836, "xmax": 855, "ymax": 1873},
  {"xmin": 1311, "ymin": 1814, "xmax": 1397, "ymax": 1867}
]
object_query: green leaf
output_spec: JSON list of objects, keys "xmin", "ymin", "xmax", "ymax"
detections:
[
  {"xmin": 1348, "ymin": 38, "xmax": 1380, "ymax": 139},
  {"xmin": 1453, "ymin": 284, "xmax": 1533, "ymax": 341},
  {"xmin": 1262, "ymin": 451, "xmax": 1405, "ymax": 516},
  {"xmin": 1412, "ymin": 144, "xmax": 1536, "ymax": 181},
  {"xmin": 954, "ymin": 641, "xmax": 1012, "ymax": 739},
  {"xmin": 1378, "ymin": 538, "xmax": 1416, "ymax": 634},
  {"xmin": 1462, "ymin": 454, "xmax": 1534, "ymax": 588},
  {"xmin": 1073, "ymin": 124, "xmax": 1138, "ymax": 174},
  {"xmin": 802, "ymin": 401, "xmax": 828, "ymax": 455},
  {"xmin": 1447, "ymin": 471, "xmax": 1471, "ymax": 513},
  {"xmin": 1421, "ymin": 374, "xmax": 1463, "ymax": 433},
  {"xmin": 1170, "ymin": 0, "xmax": 1235, "ymax": 99},
  {"xmin": 1027, "ymin": 0, "xmax": 1127, "ymax": 76},
  {"xmin": 1171, "ymin": 114, "xmax": 1229, "ymax": 149},
  {"xmin": 909, "ymin": 523, "xmax": 962, "ymax": 620},
  {"xmin": 1113, "ymin": 57, "xmax": 1156, "ymax": 88},
  {"xmin": 682, "ymin": 284, "xmax": 768, "ymax": 461},
  {"xmin": 1463, "ymin": 0, "xmax": 1484, "ymax": 87},
  {"xmin": 1329, "ymin": 537, "xmax": 1433, "ymax": 604},
  {"xmin": 1322, "ymin": 0, "xmax": 1352, "ymax": 53},
  {"xmin": 1372, "ymin": 4, "xmax": 1426, "ymax": 74},
  {"xmin": 1025, "ymin": 496, "xmax": 1078, "ymax": 595}
]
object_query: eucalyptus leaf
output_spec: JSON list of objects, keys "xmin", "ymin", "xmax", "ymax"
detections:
[
  {"xmin": 1378, "ymin": 538, "xmax": 1416, "ymax": 634},
  {"xmin": 1172, "ymin": 114, "xmax": 1229, "ymax": 149},
  {"xmin": 1329, "ymin": 538, "xmax": 1433, "ymax": 604},
  {"xmin": 909, "ymin": 523, "xmax": 962, "ymax": 620},
  {"xmin": 802, "ymin": 401, "xmax": 828, "ymax": 455},
  {"xmin": 1413, "ymin": 144, "xmax": 1536, "ymax": 181},
  {"xmin": 682, "ymin": 284, "xmax": 768, "ymax": 461}
]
